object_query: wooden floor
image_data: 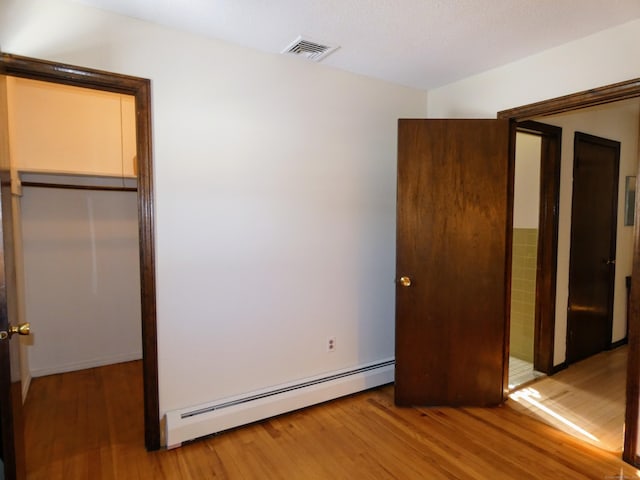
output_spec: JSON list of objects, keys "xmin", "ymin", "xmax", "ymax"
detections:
[
  {"xmin": 24, "ymin": 360, "xmax": 638, "ymax": 479},
  {"xmin": 508, "ymin": 345, "xmax": 627, "ymax": 453}
]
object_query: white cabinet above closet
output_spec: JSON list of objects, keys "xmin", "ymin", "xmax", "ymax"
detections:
[{"xmin": 6, "ymin": 77, "xmax": 136, "ymax": 178}]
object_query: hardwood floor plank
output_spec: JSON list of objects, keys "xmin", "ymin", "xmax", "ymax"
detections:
[
  {"xmin": 464, "ymin": 405, "xmax": 630, "ymax": 478},
  {"xmin": 328, "ymin": 402, "xmax": 451, "ymax": 479},
  {"xmin": 508, "ymin": 345, "xmax": 627, "ymax": 452},
  {"xmin": 370, "ymin": 388, "xmax": 578, "ymax": 479},
  {"xmin": 342, "ymin": 395, "xmax": 499, "ymax": 479},
  {"xmin": 24, "ymin": 360, "xmax": 638, "ymax": 479}
]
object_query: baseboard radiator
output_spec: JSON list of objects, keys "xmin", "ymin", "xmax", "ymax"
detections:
[{"xmin": 165, "ymin": 358, "xmax": 395, "ymax": 448}]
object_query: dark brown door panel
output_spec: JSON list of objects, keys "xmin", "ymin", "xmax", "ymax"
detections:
[{"xmin": 395, "ymin": 119, "xmax": 513, "ymax": 407}]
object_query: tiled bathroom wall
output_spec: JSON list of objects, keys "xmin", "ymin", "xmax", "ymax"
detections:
[{"xmin": 510, "ymin": 228, "xmax": 538, "ymax": 362}]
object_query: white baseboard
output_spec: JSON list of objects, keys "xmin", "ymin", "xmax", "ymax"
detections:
[
  {"xmin": 165, "ymin": 358, "xmax": 395, "ymax": 448},
  {"xmin": 30, "ymin": 351, "xmax": 142, "ymax": 377}
]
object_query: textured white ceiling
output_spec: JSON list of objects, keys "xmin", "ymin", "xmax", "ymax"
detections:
[{"xmin": 73, "ymin": 0, "xmax": 640, "ymax": 90}]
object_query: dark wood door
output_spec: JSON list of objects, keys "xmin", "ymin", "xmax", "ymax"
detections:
[
  {"xmin": 395, "ymin": 119, "xmax": 513, "ymax": 406},
  {"xmin": 567, "ymin": 132, "xmax": 620, "ymax": 364},
  {"xmin": 0, "ymin": 186, "xmax": 26, "ymax": 479}
]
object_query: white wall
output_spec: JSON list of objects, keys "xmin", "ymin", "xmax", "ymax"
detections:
[
  {"xmin": 6, "ymin": 77, "xmax": 137, "ymax": 177},
  {"xmin": 20, "ymin": 176, "xmax": 142, "ymax": 376},
  {"xmin": 0, "ymin": 0, "xmax": 428, "ymax": 417},
  {"xmin": 513, "ymin": 133, "xmax": 541, "ymax": 229},
  {"xmin": 543, "ymin": 103, "xmax": 640, "ymax": 359},
  {"xmin": 428, "ymin": 19, "xmax": 640, "ymax": 118},
  {"xmin": 428, "ymin": 20, "xmax": 640, "ymax": 365}
]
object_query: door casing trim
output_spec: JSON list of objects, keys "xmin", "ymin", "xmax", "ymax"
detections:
[
  {"xmin": 0, "ymin": 53, "xmax": 160, "ymax": 451},
  {"xmin": 515, "ymin": 120, "xmax": 562, "ymax": 375}
]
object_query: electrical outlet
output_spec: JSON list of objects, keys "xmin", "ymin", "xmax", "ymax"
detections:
[{"xmin": 327, "ymin": 336, "xmax": 336, "ymax": 352}]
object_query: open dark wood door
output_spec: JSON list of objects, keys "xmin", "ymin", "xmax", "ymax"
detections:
[
  {"xmin": 0, "ymin": 177, "xmax": 26, "ymax": 480},
  {"xmin": 0, "ymin": 75, "xmax": 26, "ymax": 479},
  {"xmin": 395, "ymin": 119, "xmax": 513, "ymax": 406}
]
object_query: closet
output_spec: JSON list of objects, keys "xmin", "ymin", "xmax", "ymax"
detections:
[{"xmin": 5, "ymin": 77, "xmax": 141, "ymax": 394}]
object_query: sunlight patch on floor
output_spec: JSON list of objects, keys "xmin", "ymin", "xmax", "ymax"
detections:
[{"xmin": 509, "ymin": 387, "xmax": 600, "ymax": 443}]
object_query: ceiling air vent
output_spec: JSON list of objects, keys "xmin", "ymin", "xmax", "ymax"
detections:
[{"xmin": 281, "ymin": 36, "xmax": 338, "ymax": 62}]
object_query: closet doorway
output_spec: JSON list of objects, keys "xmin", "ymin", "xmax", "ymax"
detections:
[
  {"xmin": 0, "ymin": 54, "xmax": 160, "ymax": 468},
  {"xmin": 7, "ymin": 76, "xmax": 142, "ymax": 383}
]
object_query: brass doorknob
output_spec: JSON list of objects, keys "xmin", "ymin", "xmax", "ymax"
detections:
[
  {"xmin": 9, "ymin": 322, "xmax": 30, "ymax": 337},
  {"xmin": 399, "ymin": 276, "xmax": 412, "ymax": 287}
]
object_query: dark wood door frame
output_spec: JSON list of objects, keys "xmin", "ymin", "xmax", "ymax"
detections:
[
  {"xmin": 515, "ymin": 121, "xmax": 562, "ymax": 375},
  {"xmin": 0, "ymin": 53, "xmax": 160, "ymax": 451},
  {"xmin": 499, "ymin": 77, "xmax": 640, "ymax": 466}
]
